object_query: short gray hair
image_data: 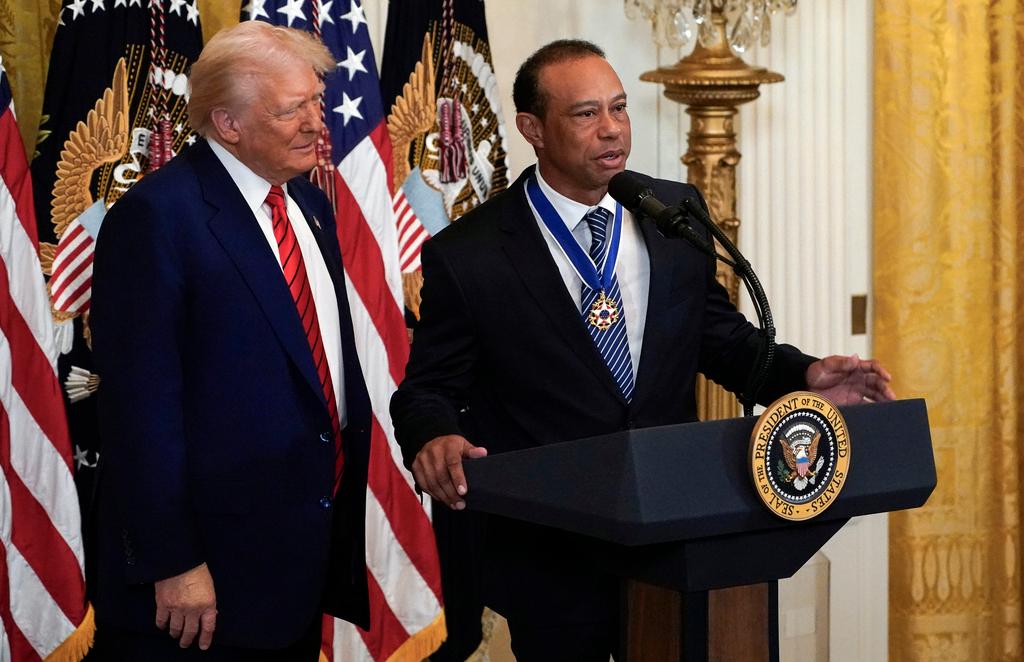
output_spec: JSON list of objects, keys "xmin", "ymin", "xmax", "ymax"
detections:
[{"xmin": 187, "ymin": 21, "xmax": 334, "ymax": 137}]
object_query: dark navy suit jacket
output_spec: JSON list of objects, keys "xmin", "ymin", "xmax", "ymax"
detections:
[
  {"xmin": 391, "ymin": 166, "xmax": 815, "ymax": 623},
  {"xmin": 91, "ymin": 138, "xmax": 371, "ymax": 648}
]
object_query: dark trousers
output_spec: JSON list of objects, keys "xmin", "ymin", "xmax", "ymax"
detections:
[
  {"xmin": 505, "ymin": 611, "xmax": 618, "ymax": 662},
  {"xmin": 89, "ymin": 616, "xmax": 322, "ymax": 662},
  {"xmin": 484, "ymin": 519, "xmax": 621, "ymax": 661}
]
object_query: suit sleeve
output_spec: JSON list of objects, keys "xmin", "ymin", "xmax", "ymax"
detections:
[
  {"xmin": 390, "ymin": 237, "xmax": 479, "ymax": 468},
  {"xmin": 91, "ymin": 190, "xmax": 203, "ymax": 584}
]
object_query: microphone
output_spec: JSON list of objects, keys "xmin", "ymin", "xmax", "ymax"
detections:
[
  {"xmin": 608, "ymin": 171, "xmax": 776, "ymax": 417},
  {"xmin": 608, "ymin": 172, "xmax": 715, "ymax": 256}
]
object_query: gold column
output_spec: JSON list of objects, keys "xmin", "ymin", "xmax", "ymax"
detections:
[{"xmin": 640, "ymin": 10, "xmax": 782, "ymax": 421}]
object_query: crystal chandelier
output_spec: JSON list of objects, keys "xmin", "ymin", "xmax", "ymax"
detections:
[{"xmin": 624, "ymin": 0, "xmax": 797, "ymax": 54}]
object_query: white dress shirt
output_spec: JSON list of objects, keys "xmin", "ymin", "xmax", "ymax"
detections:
[
  {"xmin": 209, "ymin": 139, "xmax": 347, "ymax": 427},
  {"xmin": 525, "ymin": 167, "xmax": 651, "ymax": 376}
]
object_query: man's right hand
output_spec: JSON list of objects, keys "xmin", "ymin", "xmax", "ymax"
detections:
[
  {"xmin": 412, "ymin": 434, "xmax": 488, "ymax": 510},
  {"xmin": 154, "ymin": 562, "xmax": 217, "ymax": 650}
]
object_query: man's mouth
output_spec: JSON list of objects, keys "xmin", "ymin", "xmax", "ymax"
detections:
[{"xmin": 597, "ymin": 150, "xmax": 625, "ymax": 165}]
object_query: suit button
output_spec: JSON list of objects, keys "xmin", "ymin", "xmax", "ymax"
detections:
[
  {"xmin": 320, "ymin": 432, "xmax": 332, "ymax": 444},
  {"xmin": 319, "ymin": 497, "xmax": 332, "ymax": 510}
]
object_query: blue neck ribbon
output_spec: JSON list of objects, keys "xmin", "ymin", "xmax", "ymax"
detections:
[{"xmin": 526, "ymin": 174, "xmax": 623, "ymax": 294}]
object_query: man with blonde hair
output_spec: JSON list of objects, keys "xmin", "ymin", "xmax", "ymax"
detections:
[{"xmin": 90, "ymin": 20, "xmax": 372, "ymax": 659}]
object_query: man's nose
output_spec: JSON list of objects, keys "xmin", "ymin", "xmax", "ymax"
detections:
[
  {"xmin": 301, "ymin": 103, "xmax": 323, "ymax": 132},
  {"xmin": 598, "ymin": 110, "xmax": 622, "ymax": 138}
]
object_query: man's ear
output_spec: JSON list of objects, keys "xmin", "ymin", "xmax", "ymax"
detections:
[
  {"xmin": 516, "ymin": 112, "xmax": 544, "ymax": 150},
  {"xmin": 210, "ymin": 107, "xmax": 242, "ymax": 145}
]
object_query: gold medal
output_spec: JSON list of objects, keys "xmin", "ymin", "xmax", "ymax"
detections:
[{"xmin": 588, "ymin": 292, "xmax": 620, "ymax": 331}]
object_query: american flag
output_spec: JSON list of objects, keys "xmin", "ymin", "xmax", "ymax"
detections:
[
  {"xmin": 0, "ymin": 59, "xmax": 91, "ymax": 661},
  {"xmin": 46, "ymin": 208, "xmax": 98, "ymax": 317},
  {"xmin": 244, "ymin": 2, "xmax": 446, "ymax": 660}
]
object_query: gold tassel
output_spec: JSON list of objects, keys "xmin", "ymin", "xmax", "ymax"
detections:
[
  {"xmin": 43, "ymin": 605, "xmax": 95, "ymax": 662},
  {"xmin": 385, "ymin": 611, "xmax": 447, "ymax": 662},
  {"xmin": 402, "ymin": 271, "xmax": 425, "ymax": 322},
  {"xmin": 319, "ymin": 650, "xmax": 330, "ymax": 662}
]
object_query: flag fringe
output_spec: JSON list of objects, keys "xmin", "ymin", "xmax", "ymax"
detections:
[
  {"xmin": 385, "ymin": 611, "xmax": 447, "ymax": 662},
  {"xmin": 43, "ymin": 605, "xmax": 95, "ymax": 662},
  {"xmin": 402, "ymin": 271, "xmax": 424, "ymax": 321},
  {"xmin": 319, "ymin": 650, "xmax": 329, "ymax": 662}
]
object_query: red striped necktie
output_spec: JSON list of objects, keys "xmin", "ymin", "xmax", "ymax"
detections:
[{"xmin": 266, "ymin": 185, "xmax": 343, "ymax": 485}]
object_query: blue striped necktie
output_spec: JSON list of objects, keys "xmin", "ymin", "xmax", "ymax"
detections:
[{"xmin": 581, "ymin": 207, "xmax": 635, "ymax": 401}]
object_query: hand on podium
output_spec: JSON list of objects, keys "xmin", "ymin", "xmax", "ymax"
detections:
[
  {"xmin": 806, "ymin": 354, "xmax": 896, "ymax": 405},
  {"xmin": 412, "ymin": 434, "xmax": 489, "ymax": 510}
]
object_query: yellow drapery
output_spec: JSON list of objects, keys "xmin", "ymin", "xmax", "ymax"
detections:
[
  {"xmin": 875, "ymin": 1, "xmax": 1024, "ymax": 659},
  {"xmin": 1, "ymin": 0, "xmax": 61, "ymax": 158}
]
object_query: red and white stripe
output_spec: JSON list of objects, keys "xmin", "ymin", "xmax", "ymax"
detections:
[
  {"xmin": 319, "ymin": 121, "xmax": 445, "ymax": 661},
  {"xmin": 393, "ymin": 191, "xmax": 427, "ymax": 274},
  {"xmin": 0, "ymin": 68, "xmax": 88, "ymax": 661},
  {"xmin": 47, "ymin": 221, "xmax": 95, "ymax": 315}
]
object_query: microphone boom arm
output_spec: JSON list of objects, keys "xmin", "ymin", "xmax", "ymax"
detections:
[
  {"xmin": 680, "ymin": 198, "xmax": 776, "ymax": 417},
  {"xmin": 605, "ymin": 172, "xmax": 776, "ymax": 415}
]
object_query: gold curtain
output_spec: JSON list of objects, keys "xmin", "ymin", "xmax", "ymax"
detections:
[
  {"xmin": 1, "ymin": 0, "xmax": 61, "ymax": 158},
  {"xmin": 875, "ymin": 1, "xmax": 1024, "ymax": 659},
  {"xmin": 0, "ymin": 0, "xmax": 238, "ymax": 161}
]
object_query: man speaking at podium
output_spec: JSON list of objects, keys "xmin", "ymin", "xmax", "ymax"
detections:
[{"xmin": 391, "ymin": 40, "xmax": 894, "ymax": 660}]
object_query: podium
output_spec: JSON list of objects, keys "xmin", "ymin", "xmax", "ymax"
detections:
[{"xmin": 462, "ymin": 399, "xmax": 935, "ymax": 661}]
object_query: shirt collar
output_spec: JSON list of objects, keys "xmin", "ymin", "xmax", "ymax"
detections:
[
  {"xmin": 534, "ymin": 166, "xmax": 617, "ymax": 232},
  {"xmin": 208, "ymin": 138, "xmax": 287, "ymax": 207}
]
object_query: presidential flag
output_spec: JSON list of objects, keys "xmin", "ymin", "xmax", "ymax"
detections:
[
  {"xmin": 0, "ymin": 56, "xmax": 91, "ymax": 662},
  {"xmin": 380, "ymin": 3, "xmax": 508, "ymax": 657},
  {"xmin": 244, "ymin": 2, "xmax": 446, "ymax": 660},
  {"xmin": 380, "ymin": 0, "xmax": 509, "ymax": 319},
  {"xmin": 29, "ymin": 0, "xmax": 204, "ymax": 530}
]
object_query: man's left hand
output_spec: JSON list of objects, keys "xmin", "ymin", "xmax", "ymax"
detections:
[
  {"xmin": 805, "ymin": 354, "xmax": 895, "ymax": 405},
  {"xmin": 154, "ymin": 562, "xmax": 217, "ymax": 649}
]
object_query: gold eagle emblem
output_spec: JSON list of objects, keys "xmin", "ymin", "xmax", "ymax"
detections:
[
  {"xmin": 386, "ymin": 33, "xmax": 436, "ymax": 194},
  {"xmin": 39, "ymin": 56, "xmax": 130, "ymax": 275}
]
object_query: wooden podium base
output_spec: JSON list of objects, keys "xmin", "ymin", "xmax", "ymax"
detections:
[{"xmin": 624, "ymin": 581, "xmax": 779, "ymax": 662}]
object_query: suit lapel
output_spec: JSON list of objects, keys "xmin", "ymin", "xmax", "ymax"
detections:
[
  {"xmin": 287, "ymin": 181, "xmax": 374, "ymax": 432},
  {"xmin": 632, "ymin": 216, "xmax": 678, "ymax": 406},
  {"xmin": 191, "ymin": 141, "xmax": 326, "ymax": 408},
  {"xmin": 287, "ymin": 182, "xmax": 343, "ymax": 283},
  {"xmin": 498, "ymin": 168, "xmax": 627, "ymax": 404}
]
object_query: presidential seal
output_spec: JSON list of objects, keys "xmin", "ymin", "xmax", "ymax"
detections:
[{"xmin": 749, "ymin": 392, "xmax": 851, "ymax": 521}]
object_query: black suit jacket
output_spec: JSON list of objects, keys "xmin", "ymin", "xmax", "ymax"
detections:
[
  {"xmin": 91, "ymin": 139, "xmax": 371, "ymax": 647},
  {"xmin": 390, "ymin": 166, "xmax": 814, "ymax": 619}
]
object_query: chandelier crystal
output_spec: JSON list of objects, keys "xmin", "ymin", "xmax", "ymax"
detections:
[{"xmin": 624, "ymin": 0, "xmax": 797, "ymax": 54}]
